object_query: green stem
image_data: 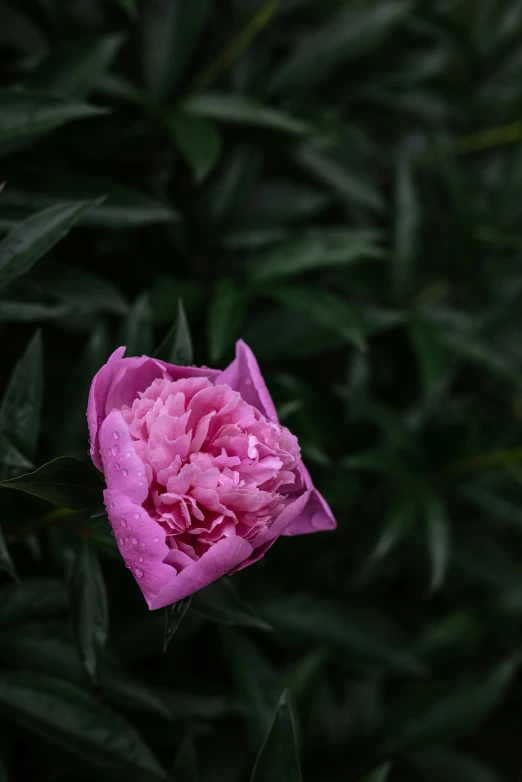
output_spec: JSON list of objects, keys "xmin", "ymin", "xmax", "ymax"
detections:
[{"xmin": 183, "ymin": 0, "xmax": 279, "ymax": 99}]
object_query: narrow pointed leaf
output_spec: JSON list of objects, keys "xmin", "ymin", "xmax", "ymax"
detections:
[
  {"xmin": 269, "ymin": 286, "xmax": 366, "ymax": 350},
  {"xmin": 0, "ymin": 89, "xmax": 108, "ymax": 143},
  {"xmin": 69, "ymin": 539, "xmax": 108, "ymax": 683},
  {"xmin": 0, "ymin": 200, "xmax": 103, "ymax": 289},
  {"xmin": 163, "ymin": 596, "xmax": 192, "ymax": 652},
  {"xmin": 207, "ymin": 278, "xmax": 246, "ymax": 363},
  {"xmin": 424, "ymin": 493, "xmax": 451, "ymax": 592},
  {"xmin": 0, "ymin": 527, "xmax": 18, "ymax": 583},
  {"xmin": 170, "ymin": 112, "xmax": 222, "ymax": 183},
  {"xmin": 250, "ymin": 691, "xmax": 302, "ymax": 782},
  {"xmin": 0, "ymin": 457, "xmax": 104, "ymax": 510},
  {"xmin": 29, "ymin": 35, "xmax": 125, "ymax": 98},
  {"xmin": 0, "ymin": 671, "xmax": 169, "ymax": 781},
  {"xmin": 193, "ymin": 578, "xmax": 272, "ymax": 631},
  {"xmin": 120, "ymin": 293, "xmax": 153, "ymax": 357},
  {"xmin": 393, "ymin": 154, "xmax": 419, "ymax": 294},
  {"xmin": 0, "ymin": 331, "xmax": 42, "ymax": 461},
  {"xmin": 184, "ymin": 92, "xmax": 311, "ymax": 135},
  {"xmin": 371, "ymin": 497, "xmax": 417, "ymax": 563},
  {"xmin": 155, "ymin": 299, "xmax": 193, "ymax": 366},
  {"xmin": 142, "ymin": 0, "xmax": 212, "ymax": 99}
]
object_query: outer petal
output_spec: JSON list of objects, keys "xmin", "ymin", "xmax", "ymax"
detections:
[
  {"xmin": 99, "ymin": 411, "xmax": 150, "ymax": 504},
  {"xmin": 282, "ymin": 462, "xmax": 337, "ymax": 536},
  {"xmin": 230, "ymin": 488, "xmax": 312, "ymax": 574},
  {"xmin": 104, "ymin": 488, "xmax": 174, "ymax": 607},
  {"xmin": 156, "ymin": 360, "xmax": 221, "ymax": 384},
  {"xmin": 149, "ymin": 536, "xmax": 253, "ymax": 609},
  {"xmin": 218, "ymin": 340, "xmax": 278, "ymax": 423},
  {"xmin": 87, "ymin": 347, "xmax": 126, "ymax": 470}
]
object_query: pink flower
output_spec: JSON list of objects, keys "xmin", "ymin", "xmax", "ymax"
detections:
[{"xmin": 87, "ymin": 341, "xmax": 336, "ymax": 609}]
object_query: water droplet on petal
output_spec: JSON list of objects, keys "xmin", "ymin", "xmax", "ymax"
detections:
[
  {"xmin": 153, "ymin": 537, "xmax": 159, "ymax": 544},
  {"xmin": 138, "ymin": 480, "xmax": 144, "ymax": 486},
  {"xmin": 126, "ymin": 451, "xmax": 132, "ymax": 458},
  {"xmin": 131, "ymin": 536, "xmax": 139, "ymax": 545},
  {"xmin": 137, "ymin": 471, "xmax": 143, "ymax": 477},
  {"xmin": 134, "ymin": 513, "xmax": 140, "ymax": 520},
  {"xmin": 135, "ymin": 567, "xmax": 144, "ymax": 578},
  {"xmin": 110, "ymin": 530, "xmax": 115, "ymax": 537},
  {"xmin": 125, "ymin": 561, "xmax": 131, "ymax": 569},
  {"xmin": 122, "ymin": 468, "xmax": 128, "ymax": 477},
  {"xmin": 118, "ymin": 536, "xmax": 126, "ymax": 545},
  {"xmin": 112, "ymin": 445, "xmax": 119, "ymax": 456},
  {"xmin": 138, "ymin": 556, "xmax": 144, "ymax": 563},
  {"xmin": 110, "ymin": 502, "xmax": 115, "ymax": 509},
  {"xmin": 112, "ymin": 431, "xmax": 120, "ymax": 439},
  {"xmin": 120, "ymin": 516, "xmax": 127, "ymax": 527},
  {"xmin": 106, "ymin": 448, "xmax": 111, "ymax": 455}
]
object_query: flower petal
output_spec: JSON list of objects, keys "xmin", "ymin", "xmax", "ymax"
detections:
[
  {"xmin": 149, "ymin": 536, "xmax": 253, "ymax": 609},
  {"xmin": 219, "ymin": 340, "xmax": 278, "ymax": 423},
  {"xmin": 105, "ymin": 356, "xmax": 168, "ymax": 414},
  {"xmin": 282, "ymin": 462, "xmax": 337, "ymax": 535},
  {"xmin": 104, "ymin": 488, "xmax": 173, "ymax": 606},
  {"xmin": 99, "ymin": 410, "xmax": 150, "ymax": 505},
  {"xmin": 87, "ymin": 347, "xmax": 126, "ymax": 470}
]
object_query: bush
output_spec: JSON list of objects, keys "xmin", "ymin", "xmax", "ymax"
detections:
[{"xmin": 1, "ymin": 1, "xmax": 522, "ymax": 780}]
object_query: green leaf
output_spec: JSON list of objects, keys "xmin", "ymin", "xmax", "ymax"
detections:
[
  {"xmin": 0, "ymin": 671, "xmax": 169, "ymax": 781},
  {"xmin": 410, "ymin": 749, "xmax": 501, "ymax": 782},
  {"xmin": 170, "ymin": 111, "xmax": 222, "ymax": 183},
  {"xmin": 0, "ymin": 89, "xmax": 108, "ymax": 143},
  {"xmin": 0, "ymin": 200, "xmax": 102, "ymax": 289},
  {"xmin": 393, "ymin": 153, "xmax": 420, "ymax": 295},
  {"xmin": 250, "ymin": 691, "xmax": 302, "ymax": 782},
  {"xmin": 120, "ymin": 293, "xmax": 153, "ymax": 357},
  {"xmin": 0, "ymin": 625, "xmax": 171, "ymax": 719},
  {"xmin": 29, "ymin": 35, "xmax": 125, "ymax": 98},
  {"xmin": 184, "ymin": 92, "xmax": 311, "ymax": 135},
  {"xmin": 163, "ymin": 596, "xmax": 192, "ymax": 652},
  {"xmin": 249, "ymin": 229, "xmax": 383, "ymax": 283},
  {"xmin": 142, "ymin": 0, "xmax": 212, "ymax": 100},
  {"xmin": 207, "ymin": 278, "xmax": 246, "ymax": 363},
  {"xmin": 259, "ymin": 596, "xmax": 426, "ymax": 676},
  {"xmin": 0, "ymin": 580, "xmax": 66, "ymax": 628},
  {"xmin": 155, "ymin": 298, "xmax": 193, "ymax": 366},
  {"xmin": 371, "ymin": 497, "xmax": 418, "ymax": 563},
  {"xmin": 239, "ymin": 181, "xmax": 330, "ymax": 226},
  {"xmin": 101, "ymin": 652, "xmax": 172, "ymax": 720},
  {"xmin": 222, "ymin": 630, "xmax": 282, "ymax": 746},
  {"xmin": 268, "ymin": 286, "xmax": 366, "ymax": 350},
  {"xmin": 385, "ymin": 656, "xmax": 520, "ymax": 752},
  {"xmin": 68, "ymin": 539, "xmax": 108, "ymax": 684},
  {"xmin": 0, "ymin": 330, "xmax": 42, "ymax": 462},
  {"xmin": 361, "ymin": 764, "xmax": 392, "ymax": 782},
  {"xmin": 0, "ymin": 434, "xmax": 33, "ymax": 470},
  {"xmin": 172, "ymin": 733, "xmax": 199, "ymax": 781},
  {"xmin": 459, "ymin": 484, "xmax": 522, "ymax": 530},
  {"xmin": 1, "ymin": 169, "xmax": 177, "ymax": 228},
  {"xmin": 0, "ymin": 457, "xmax": 104, "ymax": 511},
  {"xmin": 0, "ymin": 301, "xmax": 70, "ymax": 323},
  {"xmin": 206, "ymin": 145, "xmax": 261, "ymax": 224},
  {"xmin": 0, "ymin": 527, "xmax": 18, "ymax": 583},
  {"xmin": 295, "ymin": 142, "xmax": 384, "ymax": 212},
  {"xmin": 269, "ymin": 1, "xmax": 412, "ymax": 93},
  {"xmin": 193, "ymin": 578, "xmax": 272, "ymax": 631},
  {"xmin": 424, "ymin": 493, "xmax": 451, "ymax": 592},
  {"xmin": 344, "ymin": 450, "xmax": 410, "ymax": 478},
  {"xmin": 409, "ymin": 316, "xmax": 448, "ymax": 396}
]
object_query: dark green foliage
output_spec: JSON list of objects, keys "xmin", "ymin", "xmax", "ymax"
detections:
[{"xmin": 0, "ymin": 1, "xmax": 522, "ymax": 780}]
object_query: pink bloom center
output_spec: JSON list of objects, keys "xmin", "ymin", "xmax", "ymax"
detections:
[{"xmin": 121, "ymin": 376, "xmax": 300, "ymax": 565}]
